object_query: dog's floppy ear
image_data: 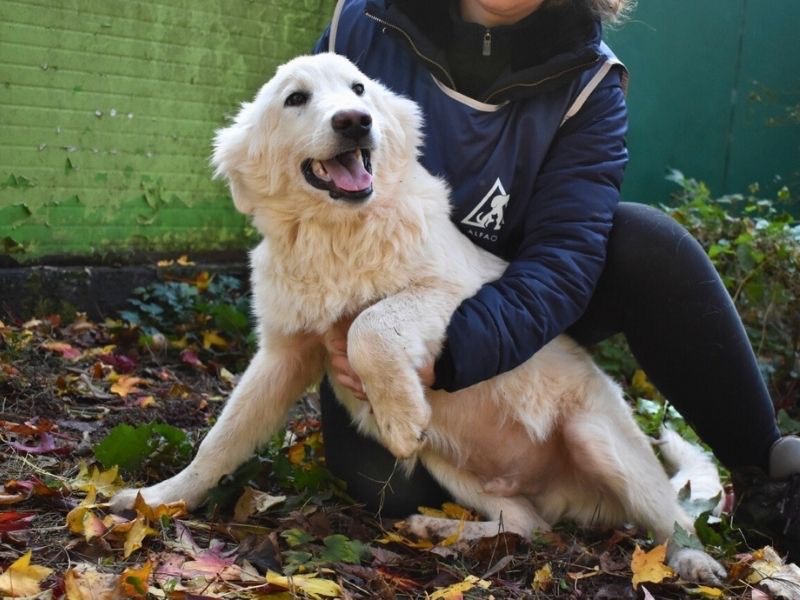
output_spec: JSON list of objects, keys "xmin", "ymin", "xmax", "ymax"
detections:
[
  {"xmin": 211, "ymin": 96, "xmax": 279, "ymax": 215},
  {"xmin": 374, "ymin": 85, "xmax": 424, "ymax": 169}
]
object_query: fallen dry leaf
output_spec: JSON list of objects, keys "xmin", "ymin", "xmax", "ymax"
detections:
[
  {"xmin": 64, "ymin": 563, "xmax": 120, "ymax": 600},
  {"xmin": 0, "ymin": 550, "xmax": 53, "ymax": 597},
  {"xmin": 133, "ymin": 492, "xmax": 187, "ymax": 522},
  {"xmin": 0, "ymin": 511, "xmax": 36, "ymax": 534},
  {"xmin": 532, "ymin": 562, "xmax": 553, "ymax": 592},
  {"xmin": 631, "ymin": 543, "xmax": 674, "ymax": 589},
  {"xmin": 265, "ymin": 570, "xmax": 341, "ymax": 599},
  {"xmin": 233, "ymin": 487, "xmax": 286, "ymax": 522},
  {"xmin": 66, "ymin": 485, "xmax": 101, "ymax": 535},
  {"xmin": 41, "ymin": 340, "xmax": 82, "ymax": 360},
  {"xmin": 71, "ymin": 462, "xmax": 126, "ymax": 498},
  {"xmin": 109, "ymin": 375, "xmax": 146, "ymax": 398},
  {"xmin": 428, "ymin": 574, "xmax": 491, "ymax": 599},
  {"xmin": 117, "ymin": 561, "xmax": 153, "ymax": 599},
  {"xmin": 687, "ymin": 585, "xmax": 725, "ymax": 598},
  {"xmin": 201, "ymin": 330, "xmax": 227, "ymax": 350},
  {"xmin": 122, "ymin": 516, "xmax": 157, "ymax": 558}
]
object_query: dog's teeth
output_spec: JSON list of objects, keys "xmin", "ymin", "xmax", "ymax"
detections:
[
  {"xmin": 312, "ymin": 160, "xmax": 330, "ymax": 181},
  {"xmin": 355, "ymin": 148, "xmax": 362, "ymax": 161}
]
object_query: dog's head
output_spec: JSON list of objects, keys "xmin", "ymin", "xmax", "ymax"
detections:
[{"xmin": 212, "ymin": 53, "xmax": 423, "ymax": 216}]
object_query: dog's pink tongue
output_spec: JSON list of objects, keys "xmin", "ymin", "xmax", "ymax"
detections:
[{"xmin": 322, "ymin": 152, "xmax": 372, "ymax": 192}]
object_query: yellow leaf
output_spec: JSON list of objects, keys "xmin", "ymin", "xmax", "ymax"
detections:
[
  {"xmin": 439, "ymin": 519, "xmax": 465, "ymax": 547},
  {"xmin": 72, "ymin": 462, "xmax": 126, "ymax": 498},
  {"xmin": 287, "ymin": 442, "xmax": 306, "ymax": 465},
  {"xmin": 67, "ymin": 485, "xmax": 101, "ymax": 534},
  {"xmin": 747, "ymin": 545, "xmax": 783, "ymax": 583},
  {"xmin": 193, "ymin": 271, "xmax": 213, "ymax": 292},
  {"xmin": 265, "ymin": 570, "xmax": 341, "ymax": 599},
  {"xmin": 632, "ymin": 369, "xmax": 658, "ymax": 397},
  {"xmin": 631, "ymin": 543, "xmax": 674, "ymax": 589},
  {"xmin": 429, "ymin": 574, "xmax": 491, "ymax": 600},
  {"xmin": 176, "ymin": 254, "xmax": 195, "ymax": 266},
  {"xmin": 110, "ymin": 375, "xmax": 145, "ymax": 398},
  {"xmin": 117, "ymin": 561, "xmax": 153, "ymax": 599},
  {"xmin": 532, "ymin": 562, "xmax": 553, "ymax": 592},
  {"xmin": 64, "ymin": 563, "xmax": 119, "ymax": 600},
  {"xmin": 376, "ymin": 531, "xmax": 434, "ymax": 549},
  {"xmin": 688, "ymin": 585, "xmax": 725, "ymax": 598},
  {"xmin": 202, "ymin": 330, "xmax": 227, "ymax": 350},
  {"xmin": 123, "ymin": 517, "xmax": 157, "ymax": 558},
  {"xmin": 417, "ymin": 506, "xmax": 447, "ymax": 518},
  {"xmin": 0, "ymin": 550, "xmax": 53, "ymax": 597},
  {"xmin": 132, "ymin": 491, "xmax": 187, "ymax": 522},
  {"xmin": 441, "ymin": 502, "xmax": 475, "ymax": 520}
]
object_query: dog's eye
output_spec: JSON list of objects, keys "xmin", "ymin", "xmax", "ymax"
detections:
[
  {"xmin": 284, "ymin": 91, "xmax": 309, "ymax": 107},
  {"xmin": 352, "ymin": 83, "xmax": 365, "ymax": 96}
]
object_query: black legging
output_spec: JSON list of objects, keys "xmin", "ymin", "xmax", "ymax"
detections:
[{"xmin": 319, "ymin": 202, "xmax": 781, "ymax": 516}]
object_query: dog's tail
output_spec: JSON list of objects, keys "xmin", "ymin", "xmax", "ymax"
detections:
[{"xmin": 658, "ymin": 427, "xmax": 724, "ymax": 516}]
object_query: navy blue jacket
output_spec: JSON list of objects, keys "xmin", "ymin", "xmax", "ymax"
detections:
[{"xmin": 315, "ymin": 0, "xmax": 629, "ymax": 392}]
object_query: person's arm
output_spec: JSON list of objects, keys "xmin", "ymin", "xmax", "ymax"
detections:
[{"xmin": 432, "ymin": 75, "xmax": 629, "ymax": 392}]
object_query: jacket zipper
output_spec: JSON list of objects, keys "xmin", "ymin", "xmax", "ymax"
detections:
[
  {"xmin": 364, "ymin": 11, "xmax": 457, "ymax": 89},
  {"xmin": 482, "ymin": 30, "xmax": 492, "ymax": 56},
  {"xmin": 365, "ymin": 10, "xmax": 601, "ymax": 105}
]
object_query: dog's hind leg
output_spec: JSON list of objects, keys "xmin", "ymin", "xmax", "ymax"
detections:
[
  {"xmin": 347, "ymin": 285, "xmax": 463, "ymax": 459},
  {"xmin": 565, "ymin": 374, "xmax": 726, "ymax": 583},
  {"xmin": 111, "ymin": 334, "xmax": 325, "ymax": 511},
  {"xmin": 405, "ymin": 453, "xmax": 551, "ymax": 540}
]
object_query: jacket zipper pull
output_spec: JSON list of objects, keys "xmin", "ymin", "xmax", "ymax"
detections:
[{"xmin": 482, "ymin": 30, "xmax": 492, "ymax": 56}]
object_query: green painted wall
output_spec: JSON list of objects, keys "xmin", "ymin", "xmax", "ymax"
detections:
[
  {"xmin": 606, "ymin": 0, "xmax": 800, "ymax": 205},
  {"xmin": 0, "ymin": 0, "xmax": 335, "ymax": 262},
  {"xmin": 1, "ymin": 1, "xmax": 797, "ymax": 263}
]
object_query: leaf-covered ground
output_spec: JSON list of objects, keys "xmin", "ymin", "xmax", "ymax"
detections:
[{"xmin": 1, "ymin": 269, "xmax": 799, "ymax": 599}]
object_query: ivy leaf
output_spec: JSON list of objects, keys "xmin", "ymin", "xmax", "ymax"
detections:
[
  {"xmin": 281, "ymin": 528, "xmax": 313, "ymax": 547},
  {"xmin": 319, "ymin": 534, "xmax": 368, "ymax": 564},
  {"xmin": 672, "ymin": 522, "xmax": 704, "ymax": 551}
]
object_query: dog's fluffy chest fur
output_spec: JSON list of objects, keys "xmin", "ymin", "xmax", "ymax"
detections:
[{"xmin": 249, "ymin": 194, "xmax": 435, "ymax": 335}]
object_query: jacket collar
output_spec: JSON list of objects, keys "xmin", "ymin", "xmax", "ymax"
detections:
[{"xmin": 364, "ymin": 0, "xmax": 602, "ymax": 103}]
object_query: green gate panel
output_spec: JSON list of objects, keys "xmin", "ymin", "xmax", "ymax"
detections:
[
  {"xmin": 0, "ymin": 0, "xmax": 335, "ymax": 262},
  {"xmin": 605, "ymin": 1, "xmax": 745, "ymax": 204},
  {"xmin": 726, "ymin": 0, "xmax": 800, "ymax": 197},
  {"xmin": 606, "ymin": 1, "xmax": 799, "ymax": 205}
]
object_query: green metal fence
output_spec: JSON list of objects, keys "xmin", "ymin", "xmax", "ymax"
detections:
[{"xmin": 1, "ymin": 0, "xmax": 797, "ymax": 263}]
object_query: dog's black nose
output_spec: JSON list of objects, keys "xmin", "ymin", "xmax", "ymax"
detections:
[{"xmin": 331, "ymin": 110, "xmax": 372, "ymax": 141}]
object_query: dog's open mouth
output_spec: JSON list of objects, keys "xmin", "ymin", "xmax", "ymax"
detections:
[{"xmin": 302, "ymin": 148, "xmax": 373, "ymax": 201}]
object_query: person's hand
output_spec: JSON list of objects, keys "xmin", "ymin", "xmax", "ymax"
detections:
[
  {"xmin": 324, "ymin": 316, "xmax": 436, "ymax": 400},
  {"xmin": 324, "ymin": 316, "xmax": 366, "ymax": 400}
]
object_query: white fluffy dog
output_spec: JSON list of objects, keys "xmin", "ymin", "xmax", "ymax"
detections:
[{"xmin": 112, "ymin": 53, "xmax": 725, "ymax": 583}]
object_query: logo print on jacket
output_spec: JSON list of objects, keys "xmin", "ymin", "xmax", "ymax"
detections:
[{"xmin": 461, "ymin": 178, "xmax": 510, "ymax": 232}]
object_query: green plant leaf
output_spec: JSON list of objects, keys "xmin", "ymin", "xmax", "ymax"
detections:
[
  {"xmin": 94, "ymin": 423, "xmax": 190, "ymax": 473},
  {"xmin": 319, "ymin": 534, "xmax": 367, "ymax": 564}
]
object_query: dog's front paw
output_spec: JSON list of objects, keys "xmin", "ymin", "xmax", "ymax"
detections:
[
  {"xmin": 373, "ymin": 402, "xmax": 431, "ymax": 459},
  {"xmin": 109, "ymin": 475, "xmax": 205, "ymax": 513},
  {"xmin": 668, "ymin": 547, "xmax": 727, "ymax": 585}
]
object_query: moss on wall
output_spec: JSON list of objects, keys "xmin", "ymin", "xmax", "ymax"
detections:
[{"xmin": 0, "ymin": 0, "xmax": 334, "ymax": 263}]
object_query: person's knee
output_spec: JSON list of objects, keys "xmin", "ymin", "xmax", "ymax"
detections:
[{"xmin": 607, "ymin": 202, "xmax": 707, "ymax": 280}]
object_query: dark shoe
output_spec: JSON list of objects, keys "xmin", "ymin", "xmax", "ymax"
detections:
[{"xmin": 732, "ymin": 468, "xmax": 800, "ymax": 562}]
